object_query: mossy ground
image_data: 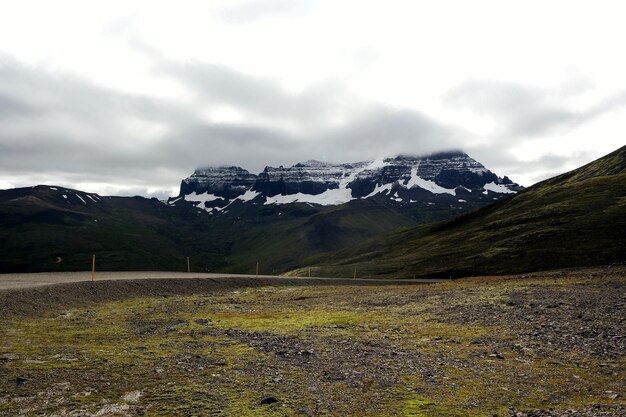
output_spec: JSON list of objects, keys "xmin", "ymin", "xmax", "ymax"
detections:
[{"xmin": 1, "ymin": 269, "xmax": 624, "ymax": 416}]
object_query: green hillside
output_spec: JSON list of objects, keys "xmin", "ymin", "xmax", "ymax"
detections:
[
  {"xmin": 0, "ymin": 187, "xmax": 417, "ymax": 273},
  {"xmin": 294, "ymin": 145, "xmax": 626, "ymax": 278}
]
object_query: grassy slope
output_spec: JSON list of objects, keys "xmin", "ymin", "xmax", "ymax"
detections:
[
  {"xmin": 0, "ymin": 191, "xmax": 208, "ymax": 272},
  {"xmin": 298, "ymin": 145, "xmax": 626, "ymax": 278},
  {"xmin": 0, "ymin": 189, "xmax": 416, "ymax": 273},
  {"xmin": 222, "ymin": 199, "xmax": 417, "ymax": 274}
]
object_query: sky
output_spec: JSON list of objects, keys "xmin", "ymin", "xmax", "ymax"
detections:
[{"xmin": 1, "ymin": 0, "xmax": 625, "ymax": 199}]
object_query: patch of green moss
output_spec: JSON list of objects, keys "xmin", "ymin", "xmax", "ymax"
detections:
[
  {"xmin": 208, "ymin": 309, "xmax": 377, "ymax": 332},
  {"xmin": 403, "ymin": 397, "xmax": 459, "ymax": 417}
]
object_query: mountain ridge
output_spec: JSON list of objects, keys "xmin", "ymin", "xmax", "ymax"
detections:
[{"xmin": 168, "ymin": 151, "xmax": 521, "ymax": 213}]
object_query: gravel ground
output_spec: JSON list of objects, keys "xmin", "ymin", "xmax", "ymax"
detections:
[{"xmin": 0, "ymin": 267, "xmax": 624, "ymax": 416}]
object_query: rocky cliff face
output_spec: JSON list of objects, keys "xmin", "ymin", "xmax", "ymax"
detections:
[
  {"xmin": 178, "ymin": 166, "xmax": 257, "ymax": 199},
  {"xmin": 168, "ymin": 151, "xmax": 522, "ymax": 213}
]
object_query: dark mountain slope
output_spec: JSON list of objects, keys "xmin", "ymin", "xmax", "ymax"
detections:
[
  {"xmin": 0, "ymin": 186, "xmax": 415, "ymax": 273},
  {"xmin": 298, "ymin": 145, "xmax": 626, "ymax": 278},
  {"xmin": 221, "ymin": 199, "xmax": 415, "ymax": 274},
  {"xmin": 0, "ymin": 186, "xmax": 210, "ymax": 272}
]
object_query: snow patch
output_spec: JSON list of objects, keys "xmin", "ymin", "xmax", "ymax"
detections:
[
  {"xmin": 264, "ymin": 166, "xmax": 366, "ymax": 206},
  {"xmin": 264, "ymin": 187, "xmax": 353, "ymax": 206},
  {"xmin": 86, "ymin": 194, "xmax": 99, "ymax": 203},
  {"xmin": 363, "ymin": 183, "xmax": 393, "ymax": 198},
  {"xmin": 185, "ymin": 192, "xmax": 224, "ymax": 205},
  {"xmin": 188, "ymin": 189, "xmax": 258, "ymax": 213},
  {"xmin": 75, "ymin": 194, "xmax": 87, "ymax": 204},
  {"xmin": 483, "ymin": 182, "xmax": 516, "ymax": 194},
  {"xmin": 168, "ymin": 196, "xmax": 182, "ymax": 205},
  {"xmin": 62, "ymin": 195, "xmax": 67, "ymax": 199},
  {"xmin": 404, "ymin": 167, "xmax": 456, "ymax": 195},
  {"xmin": 49, "ymin": 187, "xmax": 58, "ymax": 191},
  {"xmin": 458, "ymin": 199, "xmax": 467, "ymax": 202},
  {"xmin": 365, "ymin": 158, "xmax": 390, "ymax": 170},
  {"xmin": 236, "ymin": 188, "xmax": 260, "ymax": 202}
]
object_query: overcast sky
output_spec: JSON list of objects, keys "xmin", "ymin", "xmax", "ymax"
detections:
[{"xmin": 1, "ymin": 1, "xmax": 625, "ymax": 199}]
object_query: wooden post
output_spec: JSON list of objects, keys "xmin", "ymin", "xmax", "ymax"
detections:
[
  {"xmin": 256, "ymin": 261, "xmax": 259, "ymax": 278},
  {"xmin": 91, "ymin": 254, "xmax": 95, "ymax": 286},
  {"xmin": 186, "ymin": 256, "xmax": 190, "ymax": 273},
  {"xmin": 308, "ymin": 267, "xmax": 311, "ymax": 278},
  {"xmin": 353, "ymin": 267, "xmax": 356, "ymax": 279}
]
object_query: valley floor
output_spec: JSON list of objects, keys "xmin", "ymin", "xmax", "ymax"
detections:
[{"xmin": 0, "ymin": 267, "xmax": 624, "ymax": 416}]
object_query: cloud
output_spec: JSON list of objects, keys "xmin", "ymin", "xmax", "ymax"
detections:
[
  {"xmin": 317, "ymin": 106, "xmax": 458, "ymax": 161},
  {"xmin": 0, "ymin": 56, "xmax": 191, "ymax": 188},
  {"xmin": 465, "ymin": 143, "xmax": 600, "ymax": 187},
  {"xmin": 0, "ymin": 94, "xmax": 40, "ymax": 119},
  {"xmin": 156, "ymin": 59, "xmax": 460, "ymax": 160},
  {"xmin": 511, "ymin": 151, "xmax": 599, "ymax": 184},
  {"xmin": 2, "ymin": 50, "xmax": 621, "ymax": 196},
  {"xmin": 445, "ymin": 79, "xmax": 626, "ymax": 138},
  {"xmin": 582, "ymin": 91, "xmax": 626, "ymax": 122},
  {"xmin": 218, "ymin": 0, "xmax": 313, "ymax": 23},
  {"xmin": 0, "ymin": 55, "xmax": 461, "ymax": 195},
  {"xmin": 157, "ymin": 60, "xmax": 349, "ymax": 130}
]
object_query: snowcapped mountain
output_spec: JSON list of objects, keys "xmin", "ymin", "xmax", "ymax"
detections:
[{"xmin": 168, "ymin": 151, "xmax": 522, "ymax": 214}]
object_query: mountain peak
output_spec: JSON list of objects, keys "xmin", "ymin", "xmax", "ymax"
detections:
[
  {"xmin": 391, "ymin": 150, "xmax": 469, "ymax": 161},
  {"xmin": 427, "ymin": 150, "xmax": 469, "ymax": 159},
  {"xmin": 169, "ymin": 151, "xmax": 522, "ymax": 212},
  {"xmin": 294, "ymin": 160, "xmax": 334, "ymax": 168}
]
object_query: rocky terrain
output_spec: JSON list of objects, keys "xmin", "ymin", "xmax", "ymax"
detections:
[
  {"xmin": 1, "ymin": 267, "xmax": 623, "ymax": 416},
  {"xmin": 169, "ymin": 151, "xmax": 521, "ymax": 212}
]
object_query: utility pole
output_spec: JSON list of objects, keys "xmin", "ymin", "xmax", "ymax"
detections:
[{"xmin": 91, "ymin": 254, "xmax": 95, "ymax": 287}]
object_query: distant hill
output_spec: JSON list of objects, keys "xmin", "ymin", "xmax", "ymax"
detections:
[
  {"xmin": 295, "ymin": 145, "xmax": 626, "ymax": 278},
  {"xmin": 0, "ymin": 187, "xmax": 202, "ymax": 272},
  {"xmin": 0, "ymin": 151, "xmax": 518, "ymax": 273}
]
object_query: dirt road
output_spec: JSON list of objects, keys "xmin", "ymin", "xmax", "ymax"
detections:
[
  {"xmin": 0, "ymin": 271, "xmax": 441, "ymax": 291},
  {"xmin": 0, "ymin": 272, "xmax": 441, "ymax": 318}
]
